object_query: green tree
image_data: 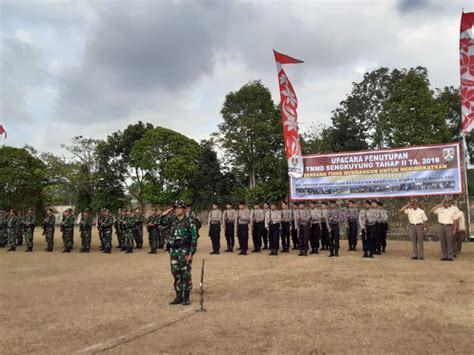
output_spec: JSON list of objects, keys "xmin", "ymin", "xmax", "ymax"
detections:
[
  {"xmin": 302, "ymin": 123, "xmax": 334, "ymax": 154},
  {"xmin": 375, "ymin": 67, "xmax": 451, "ymax": 148},
  {"xmin": 0, "ymin": 146, "xmax": 47, "ymax": 214}
]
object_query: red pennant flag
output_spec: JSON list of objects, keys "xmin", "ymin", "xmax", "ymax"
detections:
[
  {"xmin": 460, "ymin": 12, "xmax": 474, "ymax": 136},
  {"xmin": 274, "ymin": 50, "xmax": 304, "ymax": 178},
  {"xmin": 0, "ymin": 124, "xmax": 6, "ymax": 139}
]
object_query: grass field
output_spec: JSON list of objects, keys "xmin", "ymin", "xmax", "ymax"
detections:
[{"xmin": 1, "ymin": 226, "xmax": 473, "ymax": 354}]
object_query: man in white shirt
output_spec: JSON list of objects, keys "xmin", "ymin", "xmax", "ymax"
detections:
[
  {"xmin": 430, "ymin": 200, "xmax": 459, "ymax": 261},
  {"xmin": 400, "ymin": 200, "xmax": 428, "ymax": 260},
  {"xmin": 451, "ymin": 201, "xmax": 465, "ymax": 256}
]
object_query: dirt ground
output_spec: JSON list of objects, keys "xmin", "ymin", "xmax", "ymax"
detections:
[{"xmin": 1, "ymin": 226, "xmax": 473, "ymax": 354}]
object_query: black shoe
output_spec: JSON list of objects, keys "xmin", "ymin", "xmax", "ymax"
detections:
[
  {"xmin": 115, "ymin": 245, "xmax": 122, "ymax": 249},
  {"xmin": 126, "ymin": 247, "xmax": 133, "ymax": 254},
  {"xmin": 310, "ymin": 249, "xmax": 316, "ymax": 254},
  {"xmin": 238, "ymin": 251, "xmax": 247, "ymax": 255},
  {"xmin": 292, "ymin": 246, "xmax": 298, "ymax": 250},
  {"xmin": 447, "ymin": 258, "xmax": 454, "ymax": 261},
  {"xmin": 419, "ymin": 257, "xmax": 424, "ymax": 260},
  {"xmin": 237, "ymin": 247, "xmax": 241, "ymax": 251},
  {"xmin": 363, "ymin": 252, "xmax": 368, "ymax": 258},
  {"xmin": 251, "ymin": 249, "xmax": 258, "ymax": 253},
  {"xmin": 411, "ymin": 256, "xmax": 418, "ymax": 260},
  {"xmin": 169, "ymin": 291, "xmax": 183, "ymax": 305},
  {"xmin": 262, "ymin": 246, "xmax": 268, "ymax": 250},
  {"xmin": 335, "ymin": 250, "xmax": 339, "ymax": 257},
  {"xmin": 382, "ymin": 247, "xmax": 386, "ymax": 253},
  {"xmin": 121, "ymin": 247, "xmax": 127, "ymax": 251},
  {"xmin": 62, "ymin": 248, "xmax": 71, "ymax": 253},
  {"xmin": 368, "ymin": 253, "xmax": 374, "ymax": 258},
  {"xmin": 182, "ymin": 291, "xmax": 190, "ymax": 306},
  {"xmin": 269, "ymin": 250, "xmax": 275, "ymax": 256},
  {"xmin": 298, "ymin": 250, "xmax": 305, "ymax": 256},
  {"xmin": 7, "ymin": 246, "xmax": 16, "ymax": 251},
  {"xmin": 148, "ymin": 250, "xmax": 157, "ymax": 254},
  {"xmin": 210, "ymin": 251, "xmax": 218, "ymax": 255},
  {"xmin": 46, "ymin": 247, "xmax": 53, "ymax": 252},
  {"xmin": 25, "ymin": 247, "xmax": 33, "ymax": 252},
  {"xmin": 440, "ymin": 258, "xmax": 448, "ymax": 261},
  {"xmin": 225, "ymin": 248, "xmax": 231, "ymax": 252}
]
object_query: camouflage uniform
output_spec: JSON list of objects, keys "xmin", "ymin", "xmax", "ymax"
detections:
[
  {"xmin": 80, "ymin": 214, "xmax": 93, "ymax": 252},
  {"xmin": 0, "ymin": 212, "xmax": 7, "ymax": 247},
  {"xmin": 101, "ymin": 214, "xmax": 114, "ymax": 253},
  {"xmin": 16, "ymin": 212, "xmax": 25, "ymax": 246},
  {"xmin": 147, "ymin": 213, "xmax": 161, "ymax": 254},
  {"xmin": 124, "ymin": 212, "xmax": 134, "ymax": 253},
  {"xmin": 132, "ymin": 212, "xmax": 144, "ymax": 249},
  {"xmin": 7, "ymin": 214, "xmax": 18, "ymax": 250},
  {"xmin": 62, "ymin": 213, "xmax": 75, "ymax": 252},
  {"xmin": 97, "ymin": 212, "xmax": 104, "ymax": 250},
  {"xmin": 43, "ymin": 214, "xmax": 56, "ymax": 251},
  {"xmin": 24, "ymin": 213, "xmax": 36, "ymax": 251},
  {"xmin": 114, "ymin": 212, "xmax": 124, "ymax": 249},
  {"xmin": 161, "ymin": 213, "xmax": 199, "ymax": 296}
]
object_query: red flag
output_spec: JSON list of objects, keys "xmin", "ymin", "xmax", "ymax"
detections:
[
  {"xmin": 460, "ymin": 12, "xmax": 474, "ymax": 136},
  {"xmin": 274, "ymin": 50, "xmax": 304, "ymax": 178},
  {"xmin": 0, "ymin": 124, "xmax": 6, "ymax": 139}
]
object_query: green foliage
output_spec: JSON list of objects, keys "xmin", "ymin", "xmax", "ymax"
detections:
[{"xmin": 0, "ymin": 146, "xmax": 47, "ymax": 213}]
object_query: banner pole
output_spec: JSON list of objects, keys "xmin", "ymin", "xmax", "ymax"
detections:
[{"xmin": 461, "ymin": 136, "xmax": 471, "ymax": 238}]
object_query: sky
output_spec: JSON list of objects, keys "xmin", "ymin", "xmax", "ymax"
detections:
[{"xmin": 0, "ymin": 0, "xmax": 472, "ymax": 155}]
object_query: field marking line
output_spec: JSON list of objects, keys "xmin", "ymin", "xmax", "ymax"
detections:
[{"xmin": 75, "ymin": 307, "xmax": 195, "ymax": 354}]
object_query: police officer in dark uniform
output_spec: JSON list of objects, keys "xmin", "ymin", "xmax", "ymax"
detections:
[{"xmin": 345, "ymin": 200, "xmax": 359, "ymax": 251}]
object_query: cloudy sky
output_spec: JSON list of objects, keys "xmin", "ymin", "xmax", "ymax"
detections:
[{"xmin": 0, "ymin": 0, "xmax": 472, "ymax": 155}]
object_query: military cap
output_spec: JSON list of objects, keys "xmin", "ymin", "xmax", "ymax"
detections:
[
  {"xmin": 321, "ymin": 201, "xmax": 328, "ymax": 206},
  {"xmin": 377, "ymin": 201, "xmax": 384, "ymax": 206},
  {"xmin": 174, "ymin": 200, "xmax": 187, "ymax": 208},
  {"xmin": 329, "ymin": 200, "xmax": 337, "ymax": 204},
  {"xmin": 298, "ymin": 201, "xmax": 305, "ymax": 206},
  {"xmin": 239, "ymin": 201, "xmax": 246, "ymax": 205},
  {"xmin": 364, "ymin": 200, "xmax": 372, "ymax": 204},
  {"xmin": 348, "ymin": 200, "xmax": 355, "ymax": 204}
]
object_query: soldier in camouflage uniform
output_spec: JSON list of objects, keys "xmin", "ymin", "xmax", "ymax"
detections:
[
  {"xmin": 24, "ymin": 208, "xmax": 36, "ymax": 252},
  {"xmin": 97, "ymin": 209, "xmax": 105, "ymax": 250},
  {"xmin": 132, "ymin": 208, "xmax": 144, "ymax": 249},
  {"xmin": 160, "ymin": 205, "xmax": 173, "ymax": 251},
  {"xmin": 61, "ymin": 208, "xmax": 75, "ymax": 253},
  {"xmin": 147, "ymin": 207, "xmax": 161, "ymax": 254},
  {"xmin": 123, "ymin": 209, "xmax": 134, "ymax": 254},
  {"xmin": 7, "ymin": 210, "xmax": 18, "ymax": 251},
  {"xmin": 101, "ymin": 209, "xmax": 114, "ymax": 253},
  {"xmin": 114, "ymin": 208, "xmax": 124, "ymax": 250},
  {"xmin": 16, "ymin": 210, "xmax": 25, "ymax": 246},
  {"xmin": 43, "ymin": 208, "xmax": 56, "ymax": 252},
  {"xmin": 161, "ymin": 200, "xmax": 199, "ymax": 306},
  {"xmin": 80, "ymin": 210, "xmax": 93, "ymax": 253},
  {"xmin": 0, "ymin": 210, "xmax": 7, "ymax": 248}
]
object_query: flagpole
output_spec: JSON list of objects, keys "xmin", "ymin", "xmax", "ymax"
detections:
[{"xmin": 461, "ymin": 135, "xmax": 471, "ymax": 238}]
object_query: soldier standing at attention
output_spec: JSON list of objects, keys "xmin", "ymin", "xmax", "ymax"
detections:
[
  {"xmin": 0, "ymin": 210, "xmax": 6, "ymax": 248},
  {"xmin": 79, "ymin": 210, "xmax": 93, "ymax": 253},
  {"xmin": 61, "ymin": 208, "xmax": 75, "ymax": 253},
  {"xmin": 309, "ymin": 201, "xmax": 322, "ymax": 254},
  {"xmin": 43, "ymin": 208, "xmax": 56, "ymax": 252},
  {"xmin": 320, "ymin": 202, "xmax": 330, "ymax": 250},
  {"xmin": 161, "ymin": 201, "xmax": 199, "ymax": 306},
  {"xmin": 262, "ymin": 202, "xmax": 270, "ymax": 250},
  {"xmin": 16, "ymin": 210, "xmax": 25, "ymax": 247},
  {"xmin": 208, "ymin": 202, "xmax": 222, "ymax": 255},
  {"xmin": 6, "ymin": 210, "xmax": 18, "ymax": 251},
  {"xmin": 132, "ymin": 207, "xmax": 144, "ymax": 249},
  {"xmin": 114, "ymin": 208, "xmax": 123, "ymax": 250},
  {"xmin": 24, "ymin": 208, "xmax": 36, "ymax": 252},
  {"xmin": 266, "ymin": 202, "xmax": 282, "ymax": 256},
  {"xmin": 328, "ymin": 200, "xmax": 345, "ymax": 257},
  {"xmin": 400, "ymin": 200, "xmax": 427, "ymax": 260},
  {"xmin": 430, "ymin": 200, "xmax": 458, "ymax": 261},
  {"xmin": 147, "ymin": 208, "xmax": 161, "ymax": 254},
  {"xmin": 291, "ymin": 202, "xmax": 299, "ymax": 250},
  {"xmin": 452, "ymin": 201, "xmax": 465, "ymax": 256},
  {"xmin": 100, "ymin": 209, "xmax": 114, "ymax": 254},
  {"xmin": 358, "ymin": 201, "xmax": 371, "ymax": 256},
  {"xmin": 222, "ymin": 203, "xmax": 237, "ymax": 252},
  {"xmin": 377, "ymin": 201, "xmax": 389, "ymax": 253},
  {"xmin": 345, "ymin": 200, "xmax": 359, "ymax": 251},
  {"xmin": 237, "ymin": 201, "xmax": 251, "ymax": 255},
  {"xmin": 280, "ymin": 201, "xmax": 292, "ymax": 253},
  {"xmin": 251, "ymin": 203, "xmax": 264, "ymax": 253},
  {"xmin": 364, "ymin": 201, "xmax": 380, "ymax": 258},
  {"xmin": 97, "ymin": 209, "xmax": 105, "ymax": 250},
  {"xmin": 296, "ymin": 202, "xmax": 311, "ymax": 256},
  {"xmin": 123, "ymin": 209, "xmax": 134, "ymax": 254}
]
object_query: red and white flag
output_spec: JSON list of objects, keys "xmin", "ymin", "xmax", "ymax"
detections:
[
  {"xmin": 0, "ymin": 124, "xmax": 6, "ymax": 139},
  {"xmin": 460, "ymin": 12, "xmax": 474, "ymax": 136},
  {"xmin": 273, "ymin": 50, "xmax": 304, "ymax": 178}
]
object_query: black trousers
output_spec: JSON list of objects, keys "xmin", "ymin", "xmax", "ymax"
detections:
[
  {"xmin": 281, "ymin": 222, "xmax": 291, "ymax": 250},
  {"xmin": 299, "ymin": 225, "xmax": 310, "ymax": 251},
  {"xmin": 225, "ymin": 222, "xmax": 235, "ymax": 249},
  {"xmin": 291, "ymin": 222, "xmax": 299, "ymax": 248},
  {"xmin": 366, "ymin": 225, "xmax": 377, "ymax": 254},
  {"xmin": 329, "ymin": 224, "xmax": 340, "ymax": 251},
  {"xmin": 237, "ymin": 224, "xmax": 249, "ymax": 251},
  {"xmin": 348, "ymin": 221, "xmax": 358, "ymax": 248},
  {"xmin": 262, "ymin": 225, "xmax": 268, "ymax": 247},
  {"xmin": 252, "ymin": 222, "xmax": 264, "ymax": 250},
  {"xmin": 269, "ymin": 224, "xmax": 280, "ymax": 251},
  {"xmin": 310, "ymin": 223, "xmax": 321, "ymax": 250},
  {"xmin": 380, "ymin": 223, "xmax": 388, "ymax": 249},
  {"xmin": 375, "ymin": 223, "xmax": 383, "ymax": 251},
  {"xmin": 321, "ymin": 222, "xmax": 329, "ymax": 248},
  {"xmin": 209, "ymin": 223, "xmax": 221, "ymax": 251},
  {"xmin": 361, "ymin": 228, "xmax": 367, "ymax": 251}
]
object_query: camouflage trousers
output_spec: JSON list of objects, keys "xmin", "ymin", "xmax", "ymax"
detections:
[
  {"xmin": 115, "ymin": 228, "xmax": 124, "ymax": 247},
  {"xmin": 170, "ymin": 248, "xmax": 193, "ymax": 292},
  {"xmin": 149, "ymin": 229, "xmax": 160, "ymax": 250},
  {"xmin": 7, "ymin": 229, "xmax": 16, "ymax": 248},
  {"xmin": 132, "ymin": 229, "xmax": 143, "ymax": 247},
  {"xmin": 16, "ymin": 229, "xmax": 24, "ymax": 245},
  {"xmin": 0, "ymin": 228, "xmax": 6, "ymax": 246},
  {"xmin": 45, "ymin": 228, "xmax": 54, "ymax": 248},
  {"xmin": 62, "ymin": 228, "xmax": 74, "ymax": 248},
  {"xmin": 102, "ymin": 228, "xmax": 112, "ymax": 249},
  {"xmin": 25, "ymin": 228, "xmax": 34, "ymax": 248},
  {"xmin": 99, "ymin": 229, "xmax": 104, "ymax": 247},
  {"xmin": 81, "ymin": 229, "xmax": 92, "ymax": 249},
  {"xmin": 125, "ymin": 229, "xmax": 134, "ymax": 248}
]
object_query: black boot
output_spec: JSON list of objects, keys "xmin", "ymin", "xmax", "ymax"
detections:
[
  {"xmin": 7, "ymin": 246, "xmax": 16, "ymax": 251},
  {"xmin": 25, "ymin": 247, "xmax": 33, "ymax": 252},
  {"xmin": 46, "ymin": 246, "xmax": 53, "ymax": 252},
  {"xmin": 363, "ymin": 251, "xmax": 368, "ymax": 258},
  {"xmin": 169, "ymin": 291, "xmax": 183, "ymax": 305},
  {"xmin": 182, "ymin": 290, "xmax": 190, "ymax": 305},
  {"xmin": 382, "ymin": 247, "xmax": 386, "ymax": 253},
  {"xmin": 269, "ymin": 249, "xmax": 275, "ymax": 256},
  {"xmin": 329, "ymin": 249, "xmax": 335, "ymax": 257},
  {"xmin": 126, "ymin": 247, "xmax": 133, "ymax": 254},
  {"xmin": 80, "ymin": 248, "xmax": 86, "ymax": 253},
  {"xmin": 148, "ymin": 248, "xmax": 157, "ymax": 254},
  {"xmin": 298, "ymin": 250, "xmax": 305, "ymax": 256},
  {"xmin": 103, "ymin": 247, "xmax": 111, "ymax": 254},
  {"xmin": 335, "ymin": 249, "xmax": 339, "ymax": 257}
]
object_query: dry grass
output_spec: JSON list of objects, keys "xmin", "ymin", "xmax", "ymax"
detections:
[{"xmin": 1, "ymin": 227, "xmax": 473, "ymax": 354}]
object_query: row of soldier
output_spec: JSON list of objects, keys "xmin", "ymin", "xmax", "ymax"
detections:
[{"xmin": 208, "ymin": 200, "xmax": 388, "ymax": 257}]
